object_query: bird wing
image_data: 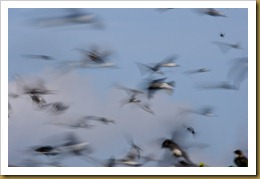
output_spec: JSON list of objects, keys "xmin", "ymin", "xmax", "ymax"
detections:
[{"xmin": 212, "ymin": 41, "xmax": 232, "ymax": 53}]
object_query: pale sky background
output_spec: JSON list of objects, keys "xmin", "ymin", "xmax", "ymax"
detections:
[{"xmin": 7, "ymin": 7, "xmax": 248, "ymax": 168}]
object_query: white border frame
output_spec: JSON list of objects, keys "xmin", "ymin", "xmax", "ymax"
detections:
[{"xmin": 1, "ymin": 0, "xmax": 256, "ymax": 175}]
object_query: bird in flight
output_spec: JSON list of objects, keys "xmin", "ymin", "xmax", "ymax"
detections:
[
  {"xmin": 161, "ymin": 139, "xmax": 196, "ymax": 166},
  {"xmin": 212, "ymin": 41, "xmax": 243, "ymax": 53},
  {"xmin": 136, "ymin": 56, "xmax": 179, "ymax": 76},
  {"xmin": 146, "ymin": 77, "xmax": 175, "ymax": 99},
  {"xmin": 199, "ymin": 8, "xmax": 226, "ymax": 17},
  {"xmin": 32, "ymin": 8, "xmax": 104, "ymax": 29}
]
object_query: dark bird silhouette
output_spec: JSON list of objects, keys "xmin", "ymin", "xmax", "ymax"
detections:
[
  {"xmin": 161, "ymin": 139, "xmax": 195, "ymax": 166},
  {"xmin": 35, "ymin": 146, "xmax": 58, "ymax": 156},
  {"xmin": 234, "ymin": 149, "xmax": 248, "ymax": 167},
  {"xmin": 146, "ymin": 77, "xmax": 175, "ymax": 99},
  {"xmin": 199, "ymin": 8, "xmax": 226, "ymax": 17},
  {"xmin": 76, "ymin": 46, "xmax": 113, "ymax": 65},
  {"xmin": 30, "ymin": 94, "xmax": 47, "ymax": 107},
  {"xmin": 183, "ymin": 125, "xmax": 196, "ymax": 137},
  {"xmin": 220, "ymin": 33, "xmax": 225, "ymax": 38},
  {"xmin": 58, "ymin": 46, "xmax": 116, "ymax": 74},
  {"xmin": 15, "ymin": 76, "xmax": 56, "ymax": 96},
  {"xmin": 33, "ymin": 133, "xmax": 92, "ymax": 158}
]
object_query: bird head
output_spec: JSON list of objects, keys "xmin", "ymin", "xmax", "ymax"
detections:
[
  {"xmin": 234, "ymin": 149, "xmax": 243, "ymax": 156},
  {"xmin": 161, "ymin": 139, "xmax": 172, "ymax": 148}
]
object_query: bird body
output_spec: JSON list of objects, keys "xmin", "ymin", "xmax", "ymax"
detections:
[
  {"xmin": 147, "ymin": 78, "xmax": 175, "ymax": 99},
  {"xmin": 234, "ymin": 150, "xmax": 248, "ymax": 167},
  {"xmin": 161, "ymin": 139, "xmax": 195, "ymax": 165},
  {"xmin": 201, "ymin": 8, "xmax": 226, "ymax": 17}
]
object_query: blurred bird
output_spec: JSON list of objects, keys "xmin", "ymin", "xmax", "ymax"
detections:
[
  {"xmin": 116, "ymin": 85, "xmax": 145, "ymax": 98},
  {"xmin": 40, "ymin": 102, "xmax": 69, "ymax": 114},
  {"xmin": 136, "ymin": 56, "xmax": 179, "ymax": 76},
  {"xmin": 59, "ymin": 46, "xmax": 116, "ymax": 73},
  {"xmin": 184, "ymin": 68, "xmax": 210, "ymax": 75},
  {"xmin": 117, "ymin": 85, "xmax": 154, "ymax": 114},
  {"xmin": 76, "ymin": 46, "xmax": 113, "ymax": 65},
  {"xmin": 29, "ymin": 94, "xmax": 47, "ymax": 108},
  {"xmin": 117, "ymin": 139, "xmax": 143, "ymax": 167},
  {"xmin": 103, "ymin": 156, "xmax": 117, "ymax": 167},
  {"xmin": 161, "ymin": 139, "xmax": 195, "ymax": 166},
  {"xmin": 227, "ymin": 57, "xmax": 248, "ymax": 88},
  {"xmin": 34, "ymin": 133, "xmax": 92, "ymax": 157},
  {"xmin": 84, "ymin": 115, "xmax": 115, "ymax": 125},
  {"xmin": 183, "ymin": 125, "xmax": 196, "ymax": 137},
  {"xmin": 146, "ymin": 77, "xmax": 175, "ymax": 99},
  {"xmin": 234, "ymin": 149, "xmax": 248, "ymax": 167},
  {"xmin": 120, "ymin": 96, "xmax": 154, "ymax": 114},
  {"xmin": 220, "ymin": 33, "xmax": 225, "ymax": 38},
  {"xmin": 136, "ymin": 103, "xmax": 155, "ymax": 115},
  {"xmin": 15, "ymin": 77, "xmax": 56, "ymax": 96},
  {"xmin": 179, "ymin": 106, "xmax": 216, "ymax": 118},
  {"xmin": 196, "ymin": 81, "xmax": 238, "ymax": 90},
  {"xmin": 34, "ymin": 146, "xmax": 59, "ymax": 156},
  {"xmin": 51, "ymin": 117, "xmax": 95, "ymax": 129},
  {"xmin": 22, "ymin": 54, "xmax": 55, "ymax": 61},
  {"xmin": 32, "ymin": 8, "xmax": 104, "ymax": 29},
  {"xmin": 199, "ymin": 8, "xmax": 226, "ymax": 17},
  {"xmin": 212, "ymin": 41, "xmax": 243, "ymax": 53}
]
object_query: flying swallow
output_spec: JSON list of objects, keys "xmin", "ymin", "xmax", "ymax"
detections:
[
  {"xmin": 30, "ymin": 94, "xmax": 47, "ymax": 107},
  {"xmin": 161, "ymin": 139, "xmax": 195, "ymax": 165},
  {"xmin": 183, "ymin": 125, "xmax": 196, "ymax": 137},
  {"xmin": 136, "ymin": 56, "xmax": 179, "ymax": 76},
  {"xmin": 146, "ymin": 77, "xmax": 175, "ymax": 99},
  {"xmin": 40, "ymin": 102, "xmax": 70, "ymax": 114},
  {"xmin": 34, "ymin": 133, "xmax": 92, "ymax": 158},
  {"xmin": 199, "ymin": 8, "xmax": 226, "ymax": 17},
  {"xmin": 117, "ymin": 144, "xmax": 143, "ymax": 167}
]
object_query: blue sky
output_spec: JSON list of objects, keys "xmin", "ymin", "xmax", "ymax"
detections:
[{"xmin": 7, "ymin": 7, "xmax": 249, "ymax": 169}]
